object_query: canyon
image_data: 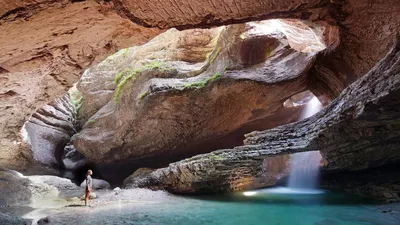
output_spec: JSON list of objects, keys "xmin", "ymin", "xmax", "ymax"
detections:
[{"xmin": 1, "ymin": 2, "xmax": 400, "ymax": 223}]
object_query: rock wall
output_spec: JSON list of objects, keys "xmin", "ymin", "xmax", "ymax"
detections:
[
  {"xmin": 115, "ymin": 0, "xmax": 400, "ymax": 100},
  {"xmin": 0, "ymin": 0, "xmax": 161, "ymax": 170}
]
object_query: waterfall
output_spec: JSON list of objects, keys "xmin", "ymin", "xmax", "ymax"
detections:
[{"xmin": 287, "ymin": 96, "xmax": 322, "ymax": 190}]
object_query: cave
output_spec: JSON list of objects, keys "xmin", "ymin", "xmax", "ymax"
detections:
[{"xmin": 1, "ymin": 0, "xmax": 400, "ymax": 224}]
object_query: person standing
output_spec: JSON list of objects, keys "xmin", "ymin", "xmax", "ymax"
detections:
[{"xmin": 85, "ymin": 170, "xmax": 93, "ymax": 207}]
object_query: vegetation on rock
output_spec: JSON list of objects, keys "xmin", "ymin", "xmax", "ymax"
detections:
[
  {"xmin": 184, "ymin": 72, "xmax": 221, "ymax": 89},
  {"xmin": 113, "ymin": 62, "xmax": 172, "ymax": 102},
  {"xmin": 138, "ymin": 91, "xmax": 149, "ymax": 100},
  {"xmin": 69, "ymin": 87, "xmax": 84, "ymax": 119},
  {"xmin": 87, "ymin": 119, "xmax": 96, "ymax": 124}
]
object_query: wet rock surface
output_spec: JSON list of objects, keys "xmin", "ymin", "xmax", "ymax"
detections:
[{"xmin": 322, "ymin": 163, "xmax": 400, "ymax": 203}]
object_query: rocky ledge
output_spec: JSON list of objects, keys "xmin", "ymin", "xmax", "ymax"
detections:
[{"xmin": 124, "ymin": 37, "xmax": 400, "ymax": 194}]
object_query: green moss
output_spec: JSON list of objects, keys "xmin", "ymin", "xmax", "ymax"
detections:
[
  {"xmin": 121, "ymin": 48, "xmax": 129, "ymax": 58},
  {"xmin": 114, "ymin": 71, "xmax": 138, "ymax": 102},
  {"xmin": 209, "ymin": 46, "xmax": 222, "ymax": 64},
  {"xmin": 141, "ymin": 61, "xmax": 161, "ymax": 70},
  {"xmin": 113, "ymin": 61, "xmax": 172, "ymax": 102},
  {"xmin": 112, "ymin": 61, "xmax": 179, "ymax": 102},
  {"xmin": 138, "ymin": 91, "xmax": 149, "ymax": 100},
  {"xmin": 87, "ymin": 119, "xmax": 96, "ymax": 124},
  {"xmin": 209, "ymin": 155, "xmax": 223, "ymax": 161},
  {"xmin": 114, "ymin": 70, "xmax": 126, "ymax": 84},
  {"xmin": 207, "ymin": 72, "xmax": 221, "ymax": 82},
  {"xmin": 69, "ymin": 88, "xmax": 83, "ymax": 119},
  {"xmin": 184, "ymin": 80, "xmax": 207, "ymax": 89},
  {"xmin": 184, "ymin": 72, "xmax": 221, "ymax": 89}
]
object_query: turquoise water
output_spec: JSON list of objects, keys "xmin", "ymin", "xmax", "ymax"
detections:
[{"xmin": 50, "ymin": 188, "xmax": 398, "ymax": 225}]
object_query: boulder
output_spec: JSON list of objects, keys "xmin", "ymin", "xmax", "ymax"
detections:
[
  {"xmin": 37, "ymin": 216, "xmax": 50, "ymax": 225},
  {"xmin": 80, "ymin": 179, "xmax": 111, "ymax": 190},
  {"xmin": 113, "ymin": 187, "xmax": 122, "ymax": 195},
  {"xmin": 124, "ymin": 168, "xmax": 155, "ymax": 188},
  {"xmin": 27, "ymin": 175, "xmax": 81, "ymax": 195},
  {"xmin": 0, "ymin": 168, "xmax": 31, "ymax": 206},
  {"xmin": 0, "ymin": 168, "xmax": 81, "ymax": 207},
  {"xmin": 62, "ymin": 140, "xmax": 86, "ymax": 170}
]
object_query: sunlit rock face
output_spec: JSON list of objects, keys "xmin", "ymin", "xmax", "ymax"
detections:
[
  {"xmin": 0, "ymin": 0, "xmax": 161, "ymax": 169},
  {"xmin": 77, "ymin": 27, "xmax": 222, "ymax": 121},
  {"xmin": 72, "ymin": 21, "xmax": 323, "ymax": 178},
  {"xmin": 115, "ymin": 0, "xmax": 400, "ymax": 100},
  {"xmin": 122, "ymin": 39, "xmax": 400, "ymax": 194}
]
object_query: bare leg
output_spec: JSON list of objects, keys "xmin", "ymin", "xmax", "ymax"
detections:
[{"xmin": 85, "ymin": 189, "xmax": 90, "ymax": 206}]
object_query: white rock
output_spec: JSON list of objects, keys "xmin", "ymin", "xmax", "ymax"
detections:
[{"xmin": 80, "ymin": 178, "xmax": 111, "ymax": 190}]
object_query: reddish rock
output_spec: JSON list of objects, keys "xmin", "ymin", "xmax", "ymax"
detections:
[{"xmin": 0, "ymin": 0, "xmax": 160, "ymax": 169}]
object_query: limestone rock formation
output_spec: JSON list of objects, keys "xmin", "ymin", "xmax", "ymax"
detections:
[
  {"xmin": 21, "ymin": 94, "xmax": 76, "ymax": 167},
  {"xmin": 115, "ymin": 0, "xmax": 400, "ymax": 100},
  {"xmin": 321, "ymin": 165, "xmax": 400, "ymax": 202},
  {"xmin": 0, "ymin": 168, "xmax": 31, "ymax": 206},
  {"xmin": 73, "ymin": 22, "xmax": 320, "ymax": 180},
  {"xmin": 123, "ymin": 38, "xmax": 400, "ymax": 193},
  {"xmin": 77, "ymin": 27, "xmax": 222, "ymax": 120},
  {"xmin": 80, "ymin": 178, "xmax": 111, "ymax": 190},
  {"xmin": 0, "ymin": 168, "xmax": 81, "ymax": 206},
  {"xmin": 0, "ymin": 0, "xmax": 160, "ymax": 170},
  {"xmin": 112, "ymin": 0, "xmax": 337, "ymax": 29}
]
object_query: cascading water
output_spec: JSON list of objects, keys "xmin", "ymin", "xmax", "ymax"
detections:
[
  {"xmin": 287, "ymin": 96, "xmax": 322, "ymax": 190},
  {"xmin": 242, "ymin": 95, "xmax": 325, "ymax": 196}
]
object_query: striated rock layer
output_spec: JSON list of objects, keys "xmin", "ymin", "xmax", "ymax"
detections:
[
  {"xmin": 0, "ymin": 0, "xmax": 161, "ymax": 170},
  {"xmin": 124, "ymin": 37, "xmax": 400, "ymax": 193},
  {"xmin": 115, "ymin": 0, "xmax": 400, "ymax": 99},
  {"xmin": 22, "ymin": 94, "xmax": 76, "ymax": 167}
]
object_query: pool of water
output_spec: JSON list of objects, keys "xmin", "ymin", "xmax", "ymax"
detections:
[{"xmin": 47, "ymin": 188, "xmax": 398, "ymax": 225}]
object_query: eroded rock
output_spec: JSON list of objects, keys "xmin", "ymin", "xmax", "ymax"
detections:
[
  {"xmin": 21, "ymin": 94, "xmax": 76, "ymax": 167},
  {"xmin": 0, "ymin": 0, "xmax": 161, "ymax": 170},
  {"xmin": 73, "ymin": 23, "xmax": 318, "ymax": 176},
  {"xmin": 0, "ymin": 168, "xmax": 31, "ymax": 206},
  {"xmin": 123, "ymin": 37, "xmax": 400, "ymax": 194}
]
